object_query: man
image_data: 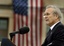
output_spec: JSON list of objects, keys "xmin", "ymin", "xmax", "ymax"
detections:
[{"xmin": 42, "ymin": 5, "xmax": 64, "ymax": 46}]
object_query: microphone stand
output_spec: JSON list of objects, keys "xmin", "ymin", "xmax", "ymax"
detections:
[{"xmin": 9, "ymin": 33, "xmax": 15, "ymax": 41}]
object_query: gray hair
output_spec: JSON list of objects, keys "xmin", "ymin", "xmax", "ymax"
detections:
[{"xmin": 46, "ymin": 5, "xmax": 63, "ymax": 20}]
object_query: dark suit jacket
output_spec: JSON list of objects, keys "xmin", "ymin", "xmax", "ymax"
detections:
[{"xmin": 42, "ymin": 22, "xmax": 64, "ymax": 46}]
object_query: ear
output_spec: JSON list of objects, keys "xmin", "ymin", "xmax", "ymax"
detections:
[
  {"xmin": 53, "ymin": 13, "xmax": 59, "ymax": 19},
  {"xmin": 55, "ymin": 14, "xmax": 59, "ymax": 19}
]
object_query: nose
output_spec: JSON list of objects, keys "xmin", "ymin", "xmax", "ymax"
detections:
[
  {"xmin": 43, "ymin": 16, "xmax": 46, "ymax": 18},
  {"xmin": 43, "ymin": 15, "xmax": 47, "ymax": 18}
]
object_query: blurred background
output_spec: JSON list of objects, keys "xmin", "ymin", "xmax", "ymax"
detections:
[{"xmin": 0, "ymin": 0, "xmax": 64, "ymax": 46}]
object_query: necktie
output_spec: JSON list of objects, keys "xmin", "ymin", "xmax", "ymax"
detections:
[
  {"xmin": 47, "ymin": 29, "xmax": 51, "ymax": 36},
  {"xmin": 47, "ymin": 29, "xmax": 52, "ymax": 43}
]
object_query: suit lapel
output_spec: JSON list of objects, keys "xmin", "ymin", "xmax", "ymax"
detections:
[{"xmin": 52, "ymin": 22, "xmax": 62, "ymax": 35}]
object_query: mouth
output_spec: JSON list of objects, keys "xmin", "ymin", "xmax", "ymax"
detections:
[{"xmin": 45, "ymin": 19, "xmax": 49, "ymax": 21}]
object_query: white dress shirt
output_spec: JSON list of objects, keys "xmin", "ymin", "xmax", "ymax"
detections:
[{"xmin": 50, "ymin": 21, "xmax": 60, "ymax": 30}]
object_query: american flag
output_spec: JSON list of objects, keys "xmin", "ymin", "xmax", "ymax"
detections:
[{"xmin": 13, "ymin": 0, "xmax": 43, "ymax": 46}]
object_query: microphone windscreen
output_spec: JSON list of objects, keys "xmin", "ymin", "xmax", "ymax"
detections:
[{"xmin": 19, "ymin": 27, "xmax": 29, "ymax": 34}]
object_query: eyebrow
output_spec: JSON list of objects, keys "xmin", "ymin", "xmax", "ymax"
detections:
[{"xmin": 43, "ymin": 12, "xmax": 51, "ymax": 16}]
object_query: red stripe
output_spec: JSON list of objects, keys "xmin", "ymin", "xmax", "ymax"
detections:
[
  {"xmin": 31, "ymin": 0, "xmax": 33, "ymax": 46},
  {"xmin": 26, "ymin": 16, "xmax": 28, "ymax": 46},
  {"xmin": 18, "ymin": 15, "xmax": 20, "ymax": 46},
  {"xmin": 36, "ymin": 0, "xmax": 38, "ymax": 46},
  {"xmin": 21, "ymin": 16, "xmax": 24, "ymax": 46},
  {"xmin": 40, "ymin": 0, "xmax": 43, "ymax": 45},
  {"xmin": 26, "ymin": 16, "xmax": 28, "ymax": 26}
]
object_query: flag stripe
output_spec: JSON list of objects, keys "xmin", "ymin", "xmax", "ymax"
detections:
[
  {"xmin": 40, "ymin": 0, "xmax": 43, "ymax": 44},
  {"xmin": 36, "ymin": 0, "xmax": 38, "ymax": 46},
  {"xmin": 33, "ymin": 7, "xmax": 36, "ymax": 46},
  {"xmin": 19, "ymin": 15, "xmax": 22, "ymax": 46},
  {"xmin": 18, "ymin": 15, "xmax": 20, "ymax": 46},
  {"xmin": 33, "ymin": 1, "xmax": 35, "ymax": 46},
  {"xmin": 26, "ymin": 16, "xmax": 28, "ymax": 46},
  {"xmin": 30, "ymin": 0, "xmax": 33, "ymax": 46},
  {"xmin": 21, "ymin": 16, "xmax": 24, "ymax": 46}
]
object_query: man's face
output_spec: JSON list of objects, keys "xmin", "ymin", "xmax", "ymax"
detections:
[{"xmin": 43, "ymin": 8, "xmax": 58, "ymax": 26}]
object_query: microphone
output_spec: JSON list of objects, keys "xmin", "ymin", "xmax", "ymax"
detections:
[{"xmin": 9, "ymin": 26, "xmax": 29, "ymax": 40}]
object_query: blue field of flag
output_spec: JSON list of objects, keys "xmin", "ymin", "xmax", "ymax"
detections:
[{"xmin": 13, "ymin": 0, "xmax": 28, "ymax": 15}]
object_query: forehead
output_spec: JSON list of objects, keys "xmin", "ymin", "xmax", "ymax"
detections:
[{"xmin": 44, "ymin": 8, "xmax": 54, "ymax": 13}]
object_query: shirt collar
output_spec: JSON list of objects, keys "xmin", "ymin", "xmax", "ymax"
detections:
[{"xmin": 50, "ymin": 21, "xmax": 60, "ymax": 30}]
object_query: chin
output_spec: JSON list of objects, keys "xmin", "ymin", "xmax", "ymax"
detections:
[
  {"xmin": 46, "ymin": 22, "xmax": 50, "ymax": 26},
  {"xmin": 46, "ymin": 22, "xmax": 49, "ymax": 24}
]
